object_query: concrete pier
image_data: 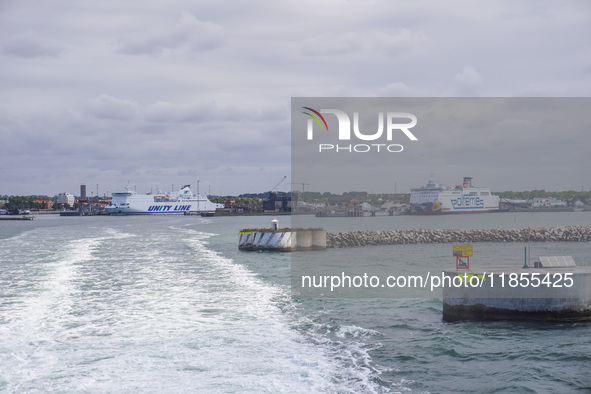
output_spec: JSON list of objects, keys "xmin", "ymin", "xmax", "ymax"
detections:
[
  {"xmin": 238, "ymin": 226, "xmax": 326, "ymax": 252},
  {"xmin": 442, "ymin": 260, "xmax": 591, "ymax": 321},
  {"xmin": 238, "ymin": 229, "xmax": 294, "ymax": 252}
]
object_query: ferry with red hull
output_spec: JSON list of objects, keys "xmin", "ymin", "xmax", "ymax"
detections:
[{"xmin": 410, "ymin": 177, "xmax": 499, "ymax": 214}]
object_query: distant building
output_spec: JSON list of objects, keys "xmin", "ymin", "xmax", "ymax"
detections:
[
  {"xmin": 381, "ymin": 201, "xmax": 407, "ymax": 212},
  {"xmin": 532, "ymin": 198, "xmax": 567, "ymax": 208},
  {"xmin": 34, "ymin": 199, "xmax": 54, "ymax": 210},
  {"xmin": 263, "ymin": 192, "xmax": 291, "ymax": 212},
  {"xmin": 55, "ymin": 192, "xmax": 75, "ymax": 207},
  {"xmin": 296, "ymin": 200, "xmax": 325, "ymax": 211}
]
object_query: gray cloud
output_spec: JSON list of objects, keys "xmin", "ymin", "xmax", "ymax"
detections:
[
  {"xmin": 144, "ymin": 100, "xmax": 218, "ymax": 123},
  {"xmin": 454, "ymin": 67, "xmax": 483, "ymax": 96},
  {"xmin": 300, "ymin": 29, "xmax": 426, "ymax": 58},
  {"xmin": 380, "ymin": 82, "xmax": 413, "ymax": 96},
  {"xmin": 115, "ymin": 12, "xmax": 224, "ymax": 56},
  {"xmin": 1, "ymin": 31, "xmax": 65, "ymax": 58},
  {"xmin": 87, "ymin": 95, "xmax": 140, "ymax": 120}
]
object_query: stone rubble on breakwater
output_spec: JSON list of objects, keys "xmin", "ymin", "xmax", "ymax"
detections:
[{"xmin": 326, "ymin": 226, "xmax": 591, "ymax": 248}]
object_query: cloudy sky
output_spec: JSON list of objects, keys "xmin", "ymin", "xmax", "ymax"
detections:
[{"xmin": 1, "ymin": 0, "xmax": 590, "ymax": 197}]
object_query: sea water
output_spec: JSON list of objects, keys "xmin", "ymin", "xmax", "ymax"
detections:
[{"xmin": 1, "ymin": 212, "xmax": 590, "ymax": 393}]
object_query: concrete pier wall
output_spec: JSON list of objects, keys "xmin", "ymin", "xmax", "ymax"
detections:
[
  {"xmin": 442, "ymin": 266, "xmax": 591, "ymax": 321},
  {"xmin": 294, "ymin": 230, "xmax": 312, "ymax": 250},
  {"xmin": 312, "ymin": 230, "xmax": 327, "ymax": 249},
  {"xmin": 238, "ymin": 228, "xmax": 326, "ymax": 252}
]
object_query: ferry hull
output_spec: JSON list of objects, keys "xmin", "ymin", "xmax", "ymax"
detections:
[
  {"xmin": 411, "ymin": 201, "xmax": 499, "ymax": 215},
  {"xmin": 105, "ymin": 207, "xmax": 219, "ymax": 215},
  {"xmin": 411, "ymin": 208, "xmax": 499, "ymax": 215},
  {"xmin": 410, "ymin": 177, "xmax": 499, "ymax": 215}
]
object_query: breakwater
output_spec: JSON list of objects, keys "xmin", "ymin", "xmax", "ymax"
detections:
[{"xmin": 327, "ymin": 226, "xmax": 591, "ymax": 248}]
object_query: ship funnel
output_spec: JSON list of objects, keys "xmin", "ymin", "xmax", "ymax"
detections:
[{"xmin": 463, "ymin": 177, "xmax": 472, "ymax": 188}]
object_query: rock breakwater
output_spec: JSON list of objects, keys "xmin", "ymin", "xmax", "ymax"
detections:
[{"xmin": 326, "ymin": 226, "xmax": 591, "ymax": 248}]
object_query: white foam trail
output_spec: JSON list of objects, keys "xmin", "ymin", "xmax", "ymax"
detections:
[
  {"xmin": 179, "ymin": 231, "xmax": 344, "ymax": 392},
  {"xmin": 176, "ymin": 231, "xmax": 392, "ymax": 393},
  {"xmin": 288, "ymin": 311, "xmax": 394, "ymax": 393},
  {"xmin": 336, "ymin": 325, "xmax": 382, "ymax": 339},
  {"xmin": 0, "ymin": 236, "xmax": 103, "ymax": 390},
  {"xmin": 0, "ymin": 224, "xmax": 391, "ymax": 393}
]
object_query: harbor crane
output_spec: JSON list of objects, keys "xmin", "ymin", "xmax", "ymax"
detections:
[{"xmin": 270, "ymin": 176, "xmax": 287, "ymax": 193}]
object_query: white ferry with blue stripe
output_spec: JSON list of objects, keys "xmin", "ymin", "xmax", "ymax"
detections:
[
  {"xmin": 106, "ymin": 184, "xmax": 223, "ymax": 215},
  {"xmin": 410, "ymin": 177, "xmax": 499, "ymax": 214}
]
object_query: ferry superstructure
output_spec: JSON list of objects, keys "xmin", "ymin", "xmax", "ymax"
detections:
[
  {"xmin": 410, "ymin": 177, "xmax": 499, "ymax": 214},
  {"xmin": 105, "ymin": 184, "xmax": 224, "ymax": 215}
]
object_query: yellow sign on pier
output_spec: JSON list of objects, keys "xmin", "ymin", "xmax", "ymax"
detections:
[{"xmin": 453, "ymin": 244, "xmax": 473, "ymax": 257}]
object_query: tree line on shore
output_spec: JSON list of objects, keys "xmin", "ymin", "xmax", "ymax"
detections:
[{"xmin": 0, "ymin": 196, "xmax": 54, "ymax": 211}]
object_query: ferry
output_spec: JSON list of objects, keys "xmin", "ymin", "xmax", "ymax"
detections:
[
  {"xmin": 410, "ymin": 177, "xmax": 499, "ymax": 214},
  {"xmin": 106, "ymin": 184, "xmax": 223, "ymax": 215}
]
